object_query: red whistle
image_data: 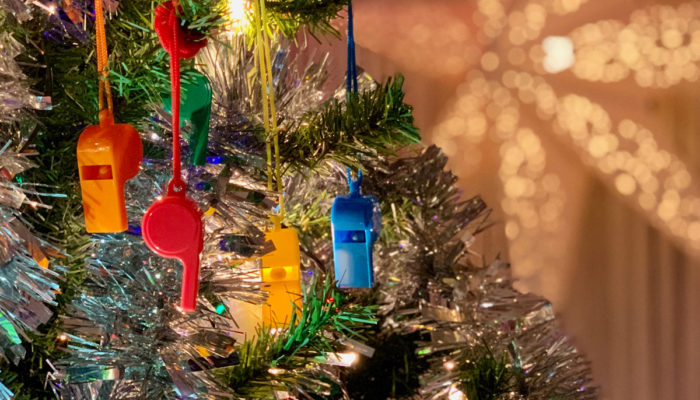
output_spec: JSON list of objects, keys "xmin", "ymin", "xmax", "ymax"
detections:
[
  {"xmin": 142, "ymin": 178, "xmax": 203, "ymax": 312},
  {"xmin": 77, "ymin": 110, "xmax": 142, "ymax": 233}
]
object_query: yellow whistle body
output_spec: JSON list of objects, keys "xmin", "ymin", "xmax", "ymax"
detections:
[
  {"xmin": 260, "ymin": 227, "xmax": 302, "ymax": 327},
  {"xmin": 77, "ymin": 112, "xmax": 143, "ymax": 233}
]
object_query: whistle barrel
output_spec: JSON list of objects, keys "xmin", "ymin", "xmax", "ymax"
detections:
[{"xmin": 180, "ymin": 252, "xmax": 201, "ymax": 312}]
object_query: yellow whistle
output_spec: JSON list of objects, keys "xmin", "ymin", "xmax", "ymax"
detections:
[
  {"xmin": 77, "ymin": 110, "xmax": 143, "ymax": 233},
  {"xmin": 260, "ymin": 217, "xmax": 302, "ymax": 327}
]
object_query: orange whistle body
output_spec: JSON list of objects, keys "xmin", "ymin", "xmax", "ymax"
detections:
[
  {"xmin": 261, "ymin": 227, "xmax": 302, "ymax": 327},
  {"xmin": 77, "ymin": 112, "xmax": 143, "ymax": 233}
]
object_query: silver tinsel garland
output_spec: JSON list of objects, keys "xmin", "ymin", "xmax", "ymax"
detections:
[
  {"xmin": 284, "ymin": 143, "xmax": 598, "ymax": 399},
  {"xmin": 47, "ymin": 30, "xmax": 598, "ymax": 400},
  {"xmin": 0, "ymin": 21, "xmax": 62, "ymax": 400},
  {"xmin": 361, "ymin": 147, "xmax": 597, "ymax": 399},
  {"xmin": 51, "ymin": 36, "xmax": 360, "ymax": 399}
]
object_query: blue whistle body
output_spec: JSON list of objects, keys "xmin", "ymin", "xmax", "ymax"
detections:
[{"xmin": 331, "ymin": 169, "xmax": 380, "ymax": 288}]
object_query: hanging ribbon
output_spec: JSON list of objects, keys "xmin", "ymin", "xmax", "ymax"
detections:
[
  {"xmin": 346, "ymin": 0, "xmax": 358, "ymax": 95},
  {"xmin": 169, "ymin": 10, "xmax": 184, "ymax": 190},
  {"xmin": 94, "ymin": 0, "xmax": 113, "ymax": 117},
  {"xmin": 252, "ymin": 0, "xmax": 283, "ymax": 225}
]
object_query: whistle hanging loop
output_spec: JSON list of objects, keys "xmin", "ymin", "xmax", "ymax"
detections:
[
  {"xmin": 169, "ymin": 9, "xmax": 182, "ymax": 182},
  {"xmin": 270, "ymin": 215, "xmax": 282, "ymax": 231},
  {"xmin": 347, "ymin": 167, "xmax": 363, "ymax": 197},
  {"xmin": 94, "ymin": 0, "xmax": 113, "ymax": 115}
]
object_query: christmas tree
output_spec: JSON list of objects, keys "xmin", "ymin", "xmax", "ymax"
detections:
[{"xmin": 0, "ymin": 0, "xmax": 596, "ymax": 399}]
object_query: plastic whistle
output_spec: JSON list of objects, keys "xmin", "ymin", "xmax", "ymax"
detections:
[
  {"xmin": 142, "ymin": 178, "xmax": 203, "ymax": 312},
  {"xmin": 261, "ymin": 216, "xmax": 301, "ymax": 326},
  {"xmin": 77, "ymin": 110, "xmax": 142, "ymax": 233},
  {"xmin": 331, "ymin": 169, "xmax": 380, "ymax": 289},
  {"xmin": 162, "ymin": 71, "xmax": 212, "ymax": 166}
]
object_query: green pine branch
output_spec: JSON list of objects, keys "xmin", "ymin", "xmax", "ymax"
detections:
[
  {"xmin": 216, "ymin": 275, "xmax": 377, "ymax": 397},
  {"xmin": 175, "ymin": 0, "xmax": 347, "ymax": 40},
  {"xmin": 264, "ymin": 0, "xmax": 347, "ymax": 38},
  {"xmin": 280, "ymin": 75, "xmax": 421, "ymax": 170},
  {"xmin": 457, "ymin": 348, "xmax": 514, "ymax": 400},
  {"xmin": 178, "ymin": 0, "xmax": 229, "ymax": 35}
]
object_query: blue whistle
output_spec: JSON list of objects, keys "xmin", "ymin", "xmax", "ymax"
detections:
[{"xmin": 331, "ymin": 168, "xmax": 381, "ymax": 288}]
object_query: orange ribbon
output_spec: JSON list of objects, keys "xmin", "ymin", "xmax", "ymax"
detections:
[{"xmin": 94, "ymin": 0, "xmax": 113, "ymax": 116}]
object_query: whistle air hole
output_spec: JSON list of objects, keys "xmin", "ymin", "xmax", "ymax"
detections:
[
  {"xmin": 336, "ymin": 230, "xmax": 366, "ymax": 243},
  {"xmin": 270, "ymin": 267, "xmax": 287, "ymax": 280},
  {"xmin": 81, "ymin": 165, "xmax": 113, "ymax": 180}
]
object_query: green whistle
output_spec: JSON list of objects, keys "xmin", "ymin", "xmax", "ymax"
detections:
[{"xmin": 163, "ymin": 70, "xmax": 212, "ymax": 166}]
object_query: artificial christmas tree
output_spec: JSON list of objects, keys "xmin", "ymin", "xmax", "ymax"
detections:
[{"xmin": 0, "ymin": 1, "xmax": 596, "ymax": 399}]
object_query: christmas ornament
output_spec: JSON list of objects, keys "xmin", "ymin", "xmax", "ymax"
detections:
[
  {"xmin": 143, "ymin": 1, "xmax": 204, "ymax": 312},
  {"xmin": 142, "ymin": 178, "xmax": 203, "ymax": 312},
  {"xmin": 77, "ymin": 0, "xmax": 142, "ymax": 233},
  {"xmin": 331, "ymin": 169, "xmax": 380, "ymax": 288},
  {"xmin": 260, "ymin": 216, "xmax": 301, "ymax": 327},
  {"xmin": 162, "ymin": 70, "xmax": 212, "ymax": 166}
]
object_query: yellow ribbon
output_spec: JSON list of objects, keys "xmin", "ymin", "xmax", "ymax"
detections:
[{"xmin": 252, "ymin": 0, "xmax": 284, "ymax": 223}]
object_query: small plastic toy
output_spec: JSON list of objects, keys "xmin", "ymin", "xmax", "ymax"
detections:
[
  {"xmin": 78, "ymin": 112, "xmax": 142, "ymax": 233},
  {"xmin": 162, "ymin": 71, "xmax": 212, "ymax": 166},
  {"xmin": 142, "ymin": 178, "xmax": 203, "ymax": 312},
  {"xmin": 331, "ymin": 169, "xmax": 381, "ymax": 288},
  {"xmin": 77, "ymin": 0, "xmax": 142, "ymax": 233},
  {"xmin": 260, "ymin": 216, "xmax": 301, "ymax": 326}
]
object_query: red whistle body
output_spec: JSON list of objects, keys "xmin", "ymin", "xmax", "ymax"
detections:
[
  {"xmin": 142, "ymin": 180, "xmax": 203, "ymax": 312},
  {"xmin": 77, "ymin": 112, "xmax": 143, "ymax": 233}
]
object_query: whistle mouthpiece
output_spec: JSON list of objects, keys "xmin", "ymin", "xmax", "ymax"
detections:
[{"xmin": 179, "ymin": 250, "xmax": 201, "ymax": 312}]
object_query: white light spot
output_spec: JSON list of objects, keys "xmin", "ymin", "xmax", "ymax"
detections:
[{"xmin": 542, "ymin": 36, "xmax": 575, "ymax": 73}]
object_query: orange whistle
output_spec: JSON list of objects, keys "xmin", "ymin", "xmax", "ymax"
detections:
[
  {"xmin": 77, "ymin": 110, "xmax": 143, "ymax": 233},
  {"xmin": 261, "ymin": 224, "xmax": 302, "ymax": 327}
]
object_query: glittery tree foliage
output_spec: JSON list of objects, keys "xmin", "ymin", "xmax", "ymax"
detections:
[{"xmin": 0, "ymin": 1, "xmax": 597, "ymax": 399}]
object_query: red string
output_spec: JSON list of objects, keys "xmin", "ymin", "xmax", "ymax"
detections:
[{"xmin": 169, "ymin": 10, "xmax": 182, "ymax": 187}]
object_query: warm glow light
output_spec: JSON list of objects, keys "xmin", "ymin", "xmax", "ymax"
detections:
[
  {"xmin": 32, "ymin": 1, "xmax": 57, "ymax": 14},
  {"xmin": 321, "ymin": 352, "xmax": 358, "ymax": 367},
  {"xmin": 447, "ymin": 383, "xmax": 466, "ymax": 400},
  {"xmin": 542, "ymin": 36, "xmax": 575, "ymax": 73},
  {"xmin": 337, "ymin": 352, "xmax": 358, "ymax": 366},
  {"xmin": 432, "ymin": 0, "xmax": 700, "ymax": 264},
  {"xmin": 227, "ymin": 0, "xmax": 250, "ymax": 32}
]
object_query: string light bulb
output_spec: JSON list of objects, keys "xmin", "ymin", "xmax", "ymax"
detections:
[{"xmin": 227, "ymin": 0, "xmax": 251, "ymax": 33}]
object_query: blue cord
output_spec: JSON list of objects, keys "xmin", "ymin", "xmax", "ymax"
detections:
[
  {"xmin": 347, "ymin": 0, "xmax": 358, "ymax": 94},
  {"xmin": 346, "ymin": 167, "xmax": 362, "ymax": 196}
]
